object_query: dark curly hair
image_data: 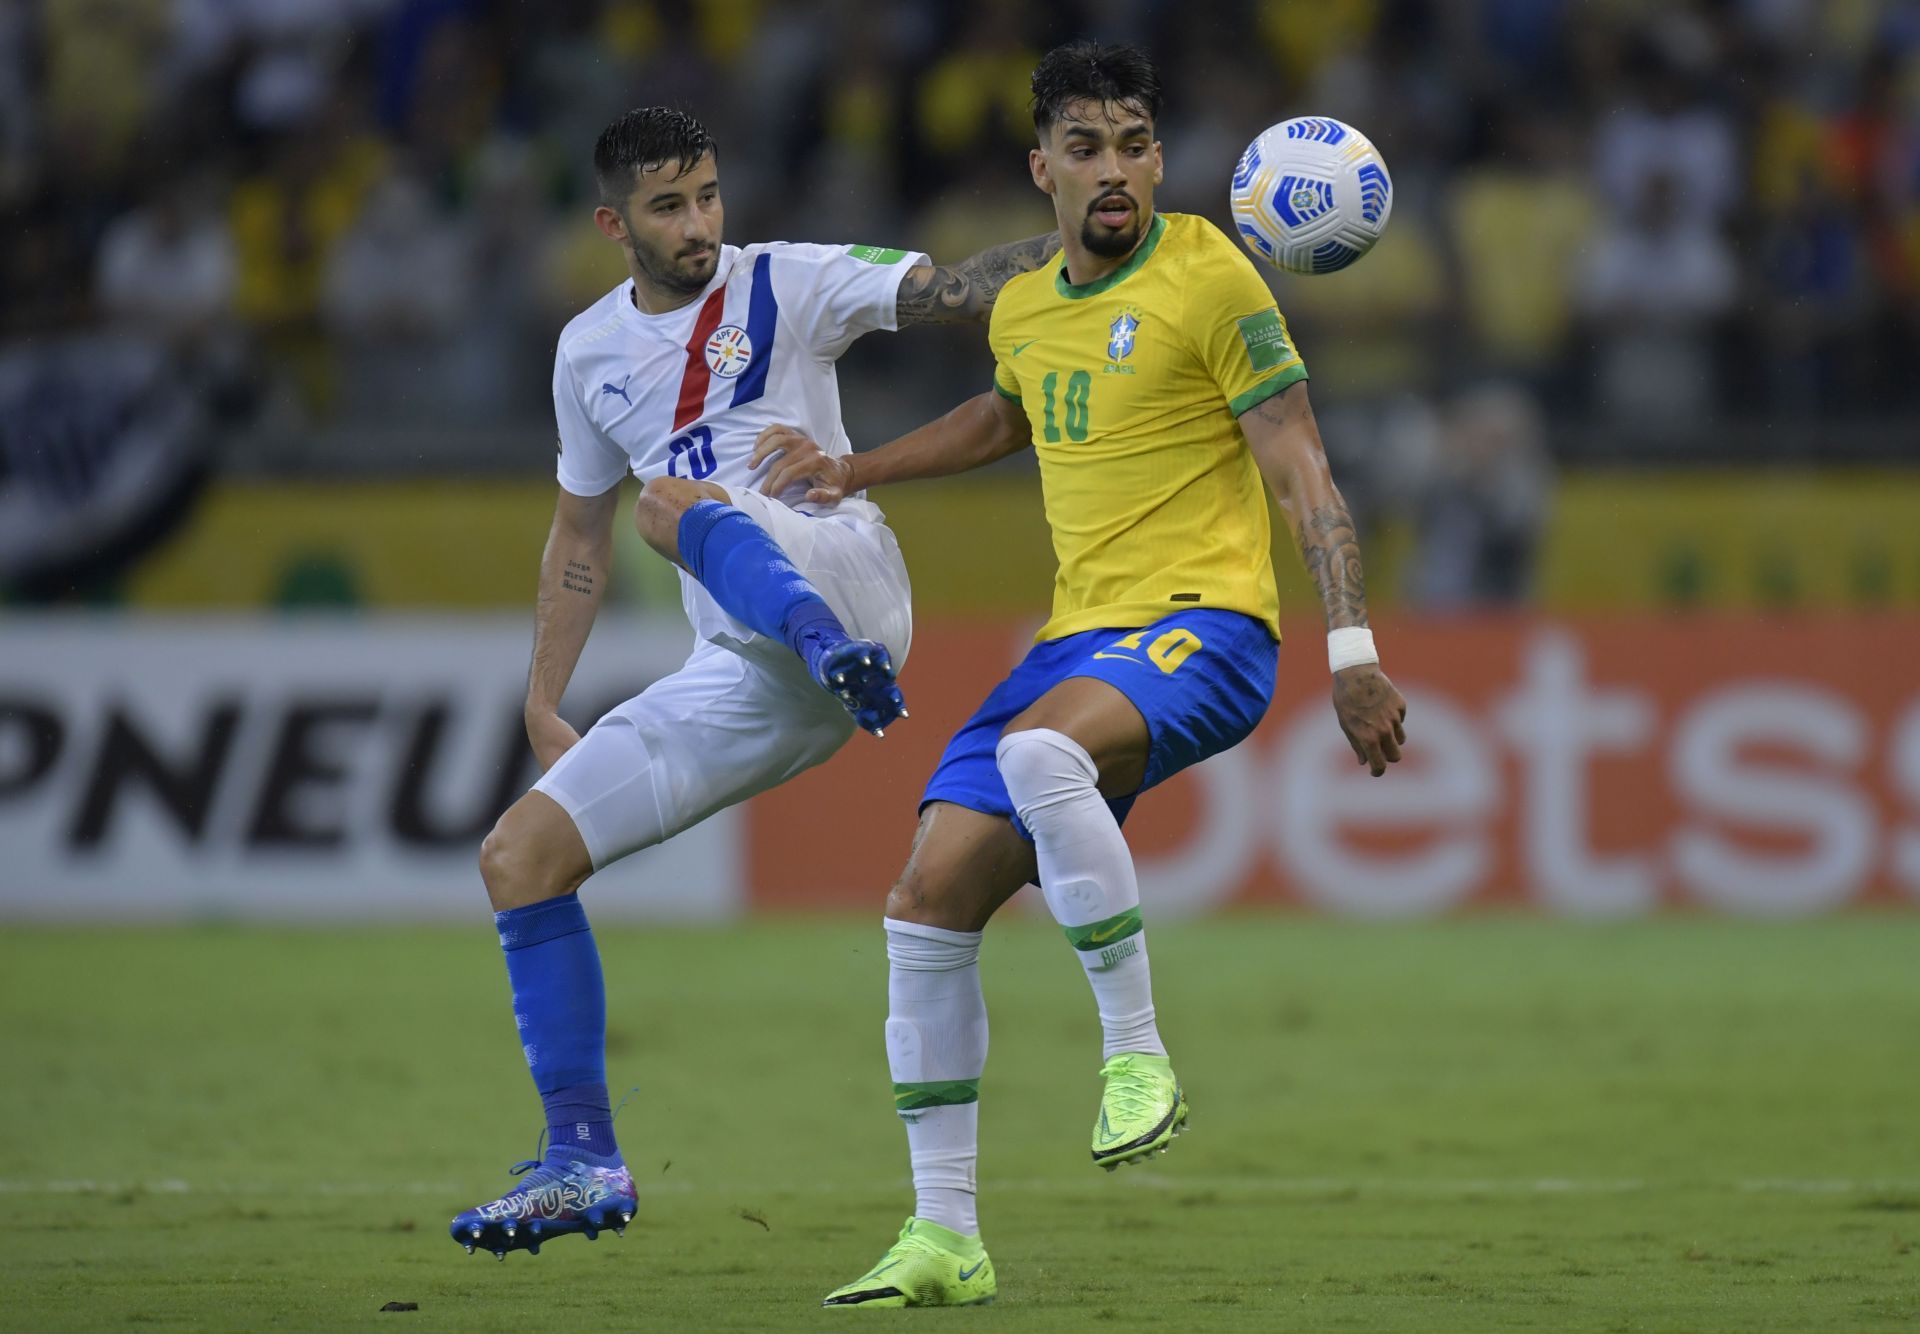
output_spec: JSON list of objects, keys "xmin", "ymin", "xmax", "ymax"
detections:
[
  {"xmin": 593, "ymin": 107, "xmax": 717, "ymax": 205},
  {"xmin": 1030, "ymin": 40, "xmax": 1163, "ymax": 136}
]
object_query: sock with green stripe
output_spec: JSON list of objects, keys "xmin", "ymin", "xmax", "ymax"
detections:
[
  {"xmin": 884, "ymin": 917, "xmax": 986, "ymax": 1237},
  {"xmin": 997, "ymin": 726, "xmax": 1168, "ymax": 1061}
]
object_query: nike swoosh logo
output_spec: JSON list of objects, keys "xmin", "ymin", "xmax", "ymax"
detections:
[
  {"xmin": 1088, "ymin": 921, "xmax": 1127, "ymax": 943},
  {"xmin": 958, "ymin": 1259, "xmax": 987, "ymax": 1281},
  {"xmin": 1090, "ymin": 652, "xmax": 1140, "ymax": 663},
  {"xmin": 1012, "ymin": 340, "xmax": 1038, "ymax": 356},
  {"xmin": 866, "ymin": 1259, "xmax": 901, "ymax": 1278}
]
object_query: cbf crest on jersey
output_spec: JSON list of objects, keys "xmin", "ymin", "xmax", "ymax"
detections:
[
  {"xmin": 704, "ymin": 324, "xmax": 753, "ymax": 378},
  {"xmin": 1107, "ymin": 310, "xmax": 1141, "ymax": 362}
]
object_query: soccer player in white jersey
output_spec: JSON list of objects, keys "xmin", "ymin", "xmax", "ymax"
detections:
[{"xmin": 448, "ymin": 108, "xmax": 1060, "ymax": 1260}]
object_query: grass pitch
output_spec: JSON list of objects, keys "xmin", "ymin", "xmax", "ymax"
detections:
[{"xmin": 2, "ymin": 916, "xmax": 1916, "ymax": 1331}]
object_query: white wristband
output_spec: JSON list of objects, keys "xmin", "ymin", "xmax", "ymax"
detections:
[{"xmin": 1327, "ymin": 626, "xmax": 1378, "ymax": 674}]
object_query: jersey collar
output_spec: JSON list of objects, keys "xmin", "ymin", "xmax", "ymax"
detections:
[
  {"xmin": 1054, "ymin": 212, "xmax": 1166, "ymax": 300},
  {"xmin": 619, "ymin": 245, "xmax": 740, "ymax": 331}
]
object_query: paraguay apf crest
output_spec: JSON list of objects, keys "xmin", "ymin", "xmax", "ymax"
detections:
[{"xmin": 704, "ymin": 325, "xmax": 753, "ymax": 378}]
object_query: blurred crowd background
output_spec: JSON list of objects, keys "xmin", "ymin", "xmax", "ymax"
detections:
[{"xmin": 2, "ymin": 0, "xmax": 1917, "ymax": 610}]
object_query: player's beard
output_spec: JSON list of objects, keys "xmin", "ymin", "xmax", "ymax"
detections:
[
  {"xmin": 632, "ymin": 230, "xmax": 719, "ymax": 297},
  {"xmin": 1080, "ymin": 190, "xmax": 1144, "ymax": 258}
]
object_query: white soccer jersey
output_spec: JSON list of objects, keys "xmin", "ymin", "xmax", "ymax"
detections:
[
  {"xmin": 534, "ymin": 242, "xmax": 924, "ymax": 864},
  {"xmin": 551, "ymin": 241, "xmax": 927, "ymax": 521}
]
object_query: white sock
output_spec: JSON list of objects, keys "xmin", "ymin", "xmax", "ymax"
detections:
[
  {"xmin": 884, "ymin": 917, "xmax": 986, "ymax": 1237},
  {"xmin": 996, "ymin": 727, "xmax": 1167, "ymax": 1061}
]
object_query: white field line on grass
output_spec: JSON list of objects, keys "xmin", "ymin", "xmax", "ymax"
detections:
[{"xmin": 2, "ymin": 1176, "xmax": 1917, "ymax": 1199}]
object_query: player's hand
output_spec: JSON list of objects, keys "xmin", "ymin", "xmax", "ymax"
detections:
[
  {"xmin": 525, "ymin": 707, "xmax": 582, "ymax": 773},
  {"xmin": 751, "ymin": 423, "xmax": 855, "ymax": 504},
  {"xmin": 1332, "ymin": 664, "xmax": 1406, "ymax": 777}
]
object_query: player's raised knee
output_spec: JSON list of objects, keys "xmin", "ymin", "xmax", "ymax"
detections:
[
  {"xmin": 634, "ymin": 476, "xmax": 729, "ymax": 560},
  {"xmin": 632, "ymin": 477, "xmax": 688, "ymax": 553}
]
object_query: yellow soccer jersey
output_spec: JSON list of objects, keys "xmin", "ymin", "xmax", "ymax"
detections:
[{"xmin": 988, "ymin": 211, "xmax": 1306, "ymax": 642}]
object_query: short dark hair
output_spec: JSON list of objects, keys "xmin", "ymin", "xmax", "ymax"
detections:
[
  {"xmin": 593, "ymin": 107, "xmax": 717, "ymax": 204},
  {"xmin": 1030, "ymin": 40, "xmax": 1163, "ymax": 136}
]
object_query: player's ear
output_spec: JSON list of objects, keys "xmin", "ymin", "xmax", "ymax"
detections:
[
  {"xmin": 1152, "ymin": 141, "xmax": 1164, "ymax": 186},
  {"xmin": 1029, "ymin": 146, "xmax": 1054, "ymax": 197},
  {"xmin": 593, "ymin": 204, "xmax": 628, "ymax": 244}
]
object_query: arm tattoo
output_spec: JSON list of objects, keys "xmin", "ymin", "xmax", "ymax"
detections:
[
  {"xmin": 1300, "ymin": 503, "xmax": 1369, "ymax": 629},
  {"xmin": 895, "ymin": 232, "xmax": 1064, "ymax": 325},
  {"xmin": 561, "ymin": 559, "xmax": 595, "ymax": 597},
  {"xmin": 1247, "ymin": 391, "xmax": 1296, "ymax": 432}
]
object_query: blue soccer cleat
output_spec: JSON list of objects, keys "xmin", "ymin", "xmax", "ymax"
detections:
[
  {"xmin": 814, "ymin": 639, "xmax": 907, "ymax": 737},
  {"xmin": 449, "ymin": 1152, "xmax": 637, "ymax": 1260}
]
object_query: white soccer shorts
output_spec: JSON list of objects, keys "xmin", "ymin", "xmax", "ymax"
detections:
[{"xmin": 534, "ymin": 488, "xmax": 912, "ymax": 869}]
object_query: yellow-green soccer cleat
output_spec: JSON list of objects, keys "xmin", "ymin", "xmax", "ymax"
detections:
[
  {"xmin": 822, "ymin": 1217, "xmax": 996, "ymax": 1308},
  {"xmin": 1091, "ymin": 1052, "xmax": 1188, "ymax": 1170}
]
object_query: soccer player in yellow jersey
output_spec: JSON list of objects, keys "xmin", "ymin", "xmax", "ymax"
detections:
[{"xmin": 757, "ymin": 41, "xmax": 1407, "ymax": 1306}]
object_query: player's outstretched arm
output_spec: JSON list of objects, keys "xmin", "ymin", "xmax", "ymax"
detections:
[
  {"xmin": 895, "ymin": 233, "xmax": 1064, "ymax": 325},
  {"xmin": 1239, "ymin": 381, "xmax": 1408, "ymax": 777},
  {"xmin": 752, "ymin": 389, "xmax": 1032, "ymax": 502},
  {"xmin": 524, "ymin": 485, "xmax": 620, "ymax": 771}
]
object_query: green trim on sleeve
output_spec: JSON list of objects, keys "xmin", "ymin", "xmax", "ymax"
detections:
[
  {"xmin": 1228, "ymin": 364, "xmax": 1309, "ymax": 417},
  {"xmin": 992, "ymin": 379, "xmax": 1023, "ymax": 405}
]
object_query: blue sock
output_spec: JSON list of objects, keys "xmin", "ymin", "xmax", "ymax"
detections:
[
  {"xmin": 495, "ymin": 894, "xmax": 621, "ymax": 1161},
  {"xmin": 678, "ymin": 500, "xmax": 849, "ymax": 677}
]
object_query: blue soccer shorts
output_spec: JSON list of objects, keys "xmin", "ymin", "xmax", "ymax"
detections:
[{"xmin": 921, "ymin": 608, "xmax": 1279, "ymax": 834}]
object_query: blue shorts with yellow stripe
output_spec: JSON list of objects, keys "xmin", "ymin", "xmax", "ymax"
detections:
[{"xmin": 920, "ymin": 608, "xmax": 1278, "ymax": 834}]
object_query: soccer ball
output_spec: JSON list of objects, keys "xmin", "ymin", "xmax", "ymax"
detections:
[{"xmin": 1229, "ymin": 116, "xmax": 1392, "ymax": 275}]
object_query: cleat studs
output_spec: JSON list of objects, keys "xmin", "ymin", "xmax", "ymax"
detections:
[
  {"xmin": 898, "ymin": 707, "xmax": 910, "ymax": 719},
  {"xmin": 621, "ymin": 1211, "xmax": 633, "ymax": 1225},
  {"xmin": 494, "ymin": 1249, "xmax": 507, "ymax": 1262},
  {"xmin": 614, "ymin": 1226, "xmax": 625, "ymax": 1238},
  {"xmin": 873, "ymin": 727, "xmax": 885, "ymax": 738},
  {"xmin": 528, "ymin": 1220, "xmax": 541, "ymax": 1236},
  {"xmin": 527, "ymin": 1243, "xmax": 540, "ymax": 1256},
  {"xmin": 503, "ymin": 1222, "xmax": 516, "ymax": 1239},
  {"xmin": 468, "ymin": 1225, "xmax": 482, "ymax": 1240},
  {"xmin": 464, "ymin": 1244, "xmax": 475, "ymax": 1255},
  {"xmin": 584, "ymin": 1228, "xmax": 598, "ymax": 1242}
]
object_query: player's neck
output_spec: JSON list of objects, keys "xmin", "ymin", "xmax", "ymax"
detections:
[
  {"xmin": 629, "ymin": 269, "xmax": 709, "ymax": 316},
  {"xmin": 1058, "ymin": 210, "xmax": 1156, "ymax": 287}
]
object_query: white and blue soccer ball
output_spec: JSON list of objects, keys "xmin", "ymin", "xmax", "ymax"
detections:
[{"xmin": 1229, "ymin": 116, "xmax": 1392, "ymax": 276}]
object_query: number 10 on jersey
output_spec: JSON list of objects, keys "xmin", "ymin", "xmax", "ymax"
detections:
[
  {"xmin": 667, "ymin": 425, "xmax": 717, "ymax": 479},
  {"xmin": 1039, "ymin": 370, "xmax": 1092, "ymax": 443}
]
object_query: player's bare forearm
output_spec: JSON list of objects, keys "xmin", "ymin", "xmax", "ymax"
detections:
[
  {"xmin": 753, "ymin": 390, "xmax": 1030, "ymax": 503},
  {"xmin": 1297, "ymin": 497, "xmax": 1368, "ymax": 630},
  {"xmin": 851, "ymin": 390, "xmax": 1032, "ymax": 489},
  {"xmin": 1241, "ymin": 380, "xmax": 1405, "ymax": 775},
  {"xmin": 1239, "ymin": 381, "xmax": 1369, "ymax": 630},
  {"xmin": 526, "ymin": 486, "xmax": 618, "ymax": 716},
  {"xmin": 895, "ymin": 233, "xmax": 1064, "ymax": 325}
]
